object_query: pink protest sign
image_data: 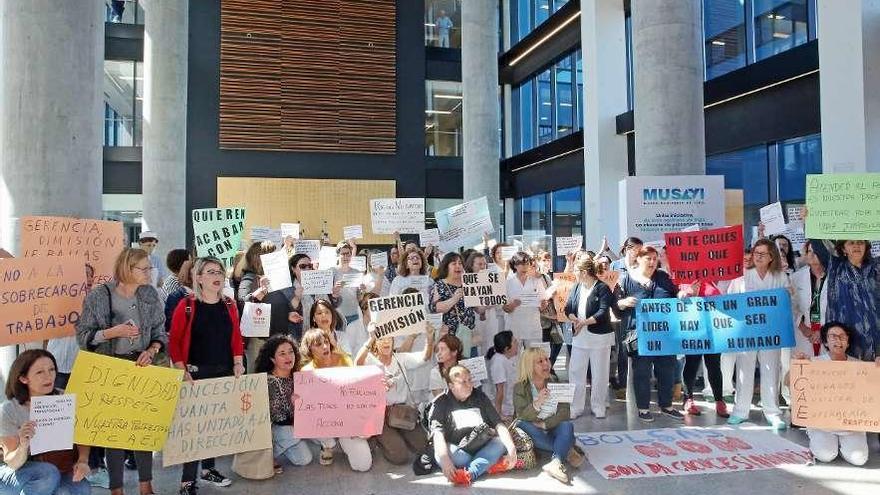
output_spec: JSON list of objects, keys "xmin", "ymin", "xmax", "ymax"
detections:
[{"xmin": 292, "ymin": 366, "xmax": 385, "ymax": 439}]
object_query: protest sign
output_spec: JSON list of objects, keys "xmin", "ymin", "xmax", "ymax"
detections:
[
  {"xmin": 436, "ymin": 197, "xmax": 494, "ymax": 252},
  {"xmin": 0, "ymin": 257, "xmax": 87, "ymax": 345},
  {"xmin": 66, "ymin": 352, "xmax": 182, "ymax": 450},
  {"xmin": 576, "ymin": 426, "xmax": 812, "ymax": 480},
  {"xmin": 618, "ymin": 176, "xmax": 725, "ymax": 242},
  {"xmin": 368, "ymin": 293, "xmax": 427, "ymax": 339},
  {"xmin": 786, "ymin": 204, "xmax": 805, "ymax": 224},
  {"xmin": 30, "ymin": 394, "xmax": 75, "ymax": 455},
  {"xmin": 349, "ymin": 256, "xmax": 367, "ymax": 274},
  {"xmin": 555, "ymin": 236, "xmax": 583, "ymax": 256},
  {"xmin": 426, "ymin": 313, "xmax": 444, "ymax": 331},
  {"xmin": 636, "ymin": 289, "xmax": 795, "ymax": 356},
  {"xmin": 663, "ymin": 225, "xmax": 743, "ymax": 283},
  {"xmin": 293, "ymin": 366, "xmax": 385, "ymax": 439},
  {"xmin": 462, "ymin": 270, "xmax": 507, "ymax": 307},
  {"xmin": 528, "ymin": 341, "xmax": 552, "ymax": 356},
  {"xmin": 0, "ymin": 248, "xmax": 12, "ymax": 258},
  {"xmin": 317, "ymin": 246, "xmax": 337, "ymax": 270},
  {"xmin": 20, "ymin": 216, "xmax": 124, "ymax": 285},
  {"xmin": 163, "ymin": 374, "xmax": 272, "ymax": 466},
  {"xmin": 872, "ymin": 241, "xmax": 880, "ymax": 258},
  {"xmin": 499, "ymin": 246, "xmax": 518, "ymax": 261},
  {"xmin": 784, "ymin": 223, "xmax": 806, "ymax": 252},
  {"xmin": 192, "ymin": 208, "xmax": 246, "ymax": 268},
  {"xmin": 340, "ymin": 273, "xmax": 362, "ymax": 288},
  {"xmin": 759, "ymin": 202, "xmax": 786, "ymax": 236},
  {"xmin": 259, "ymin": 251, "xmax": 292, "ymax": 291},
  {"xmin": 300, "ymin": 270, "xmax": 334, "ymax": 295},
  {"xmin": 419, "ymin": 228, "xmax": 440, "ymax": 247},
  {"xmin": 518, "ymin": 292, "xmax": 540, "ymax": 308},
  {"xmin": 370, "ymin": 252, "xmax": 388, "ymax": 270},
  {"xmin": 547, "ymin": 383, "xmax": 575, "ymax": 403},
  {"xmin": 240, "ymin": 302, "xmax": 271, "ymax": 337},
  {"xmin": 370, "ymin": 198, "xmax": 425, "ymax": 234},
  {"xmin": 343, "ymin": 225, "xmax": 363, "ymax": 240},
  {"xmin": 790, "ymin": 359, "xmax": 880, "ymax": 432},
  {"xmin": 805, "ymin": 173, "xmax": 880, "ymax": 240},
  {"xmin": 293, "ymin": 240, "xmax": 321, "ymax": 261},
  {"xmin": 460, "ymin": 357, "xmax": 488, "ymax": 382},
  {"xmin": 280, "ymin": 223, "xmax": 300, "ymax": 240},
  {"xmin": 552, "ymin": 273, "xmax": 578, "ymax": 323},
  {"xmin": 250, "ymin": 226, "xmax": 282, "ymax": 246}
]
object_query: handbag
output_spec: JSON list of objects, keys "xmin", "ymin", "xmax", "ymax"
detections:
[
  {"xmin": 386, "ymin": 356, "xmax": 419, "ymax": 431},
  {"xmin": 458, "ymin": 423, "xmax": 496, "ymax": 455},
  {"xmin": 623, "ymin": 330, "xmax": 639, "ymax": 357},
  {"xmin": 507, "ymin": 420, "xmax": 537, "ymax": 470}
]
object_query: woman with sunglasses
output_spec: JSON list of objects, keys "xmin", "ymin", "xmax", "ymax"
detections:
[{"xmin": 288, "ymin": 254, "xmax": 342, "ymax": 342}]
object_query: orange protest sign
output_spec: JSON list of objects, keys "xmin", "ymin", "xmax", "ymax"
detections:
[
  {"xmin": 0, "ymin": 257, "xmax": 88, "ymax": 345},
  {"xmin": 791, "ymin": 359, "xmax": 880, "ymax": 432},
  {"xmin": 552, "ymin": 273, "xmax": 577, "ymax": 322},
  {"xmin": 19, "ymin": 216, "xmax": 125, "ymax": 286}
]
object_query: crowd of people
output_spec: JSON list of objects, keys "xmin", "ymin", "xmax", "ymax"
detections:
[{"xmin": 1, "ymin": 223, "xmax": 878, "ymax": 495}]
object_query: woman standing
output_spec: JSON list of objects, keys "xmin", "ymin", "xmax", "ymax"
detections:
[
  {"xmin": 388, "ymin": 249, "xmax": 433, "ymax": 300},
  {"xmin": 287, "ymin": 254, "xmax": 341, "ymax": 341},
  {"xmin": 236, "ymin": 241, "xmax": 276, "ymax": 367},
  {"xmin": 168, "ymin": 257, "xmax": 244, "ymax": 494},
  {"xmin": 331, "ymin": 241, "xmax": 362, "ymax": 325},
  {"xmin": 464, "ymin": 252, "xmax": 502, "ymax": 356},
  {"xmin": 677, "ymin": 281, "xmax": 729, "ymax": 417},
  {"xmin": 486, "ymin": 331, "xmax": 518, "ymax": 420},
  {"xmin": 502, "ymin": 252, "xmax": 548, "ymax": 346},
  {"xmin": 429, "ymin": 253, "xmax": 476, "ymax": 356},
  {"xmin": 76, "ymin": 248, "xmax": 166, "ymax": 495}
]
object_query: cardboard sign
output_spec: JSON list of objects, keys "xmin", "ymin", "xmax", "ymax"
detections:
[
  {"xmin": 436, "ymin": 197, "xmax": 494, "ymax": 252},
  {"xmin": 759, "ymin": 202, "xmax": 786, "ymax": 236},
  {"xmin": 459, "ymin": 357, "xmax": 488, "ymax": 382},
  {"xmin": 636, "ymin": 289, "xmax": 795, "ymax": 356},
  {"xmin": 0, "ymin": 257, "xmax": 87, "ymax": 345},
  {"xmin": 419, "ymin": 228, "xmax": 440, "ymax": 247},
  {"xmin": 293, "ymin": 240, "xmax": 321, "ymax": 261},
  {"xmin": 343, "ymin": 225, "xmax": 363, "ymax": 240},
  {"xmin": 280, "ymin": 223, "xmax": 301, "ymax": 240},
  {"xmin": 66, "ymin": 352, "xmax": 182, "ymax": 450},
  {"xmin": 462, "ymin": 270, "xmax": 508, "ymax": 307},
  {"xmin": 552, "ymin": 273, "xmax": 578, "ymax": 323},
  {"xmin": 240, "ymin": 302, "xmax": 271, "ymax": 337},
  {"xmin": 547, "ymin": 383, "xmax": 575, "ymax": 403},
  {"xmin": 368, "ymin": 293, "xmax": 427, "ymax": 339},
  {"xmin": 163, "ymin": 374, "xmax": 272, "ymax": 466},
  {"xmin": 805, "ymin": 173, "xmax": 880, "ymax": 240},
  {"xmin": 30, "ymin": 394, "xmax": 75, "ymax": 455},
  {"xmin": 370, "ymin": 252, "xmax": 388, "ymax": 269},
  {"xmin": 300, "ymin": 270, "xmax": 334, "ymax": 295},
  {"xmin": 790, "ymin": 359, "xmax": 880, "ymax": 432},
  {"xmin": 555, "ymin": 236, "xmax": 583, "ymax": 256},
  {"xmin": 293, "ymin": 366, "xmax": 386, "ymax": 439},
  {"xmin": 192, "ymin": 208, "xmax": 246, "ymax": 268},
  {"xmin": 576, "ymin": 426, "xmax": 812, "ymax": 479},
  {"xmin": 370, "ymin": 198, "xmax": 425, "ymax": 234},
  {"xmin": 20, "ymin": 216, "xmax": 124, "ymax": 285},
  {"xmin": 664, "ymin": 225, "xmax": 743, "ymax": 283},
  {"xmin": 259, "ymin": 250, "xmax": 292, "ymax": 292}
]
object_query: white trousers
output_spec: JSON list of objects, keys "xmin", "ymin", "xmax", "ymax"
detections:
[
  {"xmin": 568, "ymin": 346, "xmax": 611, "ymax": 417},
  {"xmin": 732, "ymin": 349, "xmax": 781, "ymax": 419},
  {"xmin": 807, "ymin": 429, "xmax": 869, "ymax": 466},
  {"xmin": 319, "ymin": 437, "xmax": 372, "ymax": 472}
]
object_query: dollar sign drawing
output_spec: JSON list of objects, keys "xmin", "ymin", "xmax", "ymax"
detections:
[{"xmin": 240, "ymin": 392, "xmax": 252, "ymax": 413}]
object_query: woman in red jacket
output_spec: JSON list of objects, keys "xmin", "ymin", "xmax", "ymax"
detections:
[{"xmin": 169, "ymin": 256, "xmax": 245, "ymax": 495}]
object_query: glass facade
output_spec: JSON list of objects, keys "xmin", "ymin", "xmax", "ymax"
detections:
[
  {"xmin": 425, "ymin": 80, "xmax": 463, "ymax": 157},
  {"xmin": 103, "ymin": 60, "xmax": 143, "ymax": 147},
  {"xmin": 514, "ymin": 186, "xmax": 584, "ymax": 271},
  {"xmin": 753, "ymin": 0, "xmax": 810, "ymax": 61},
  {"xmin": 105, "ymin": 0, "xmax": 144, "ymax": 24},
  {"xmin": 704, "ymin": 0, "xmax": 747, "ymax": 79},
  {"xmin": 509, "ymin": 0, "xmax": 571, "ymax": 44},
  {"xmin": 425, "ymin": 0, "xmax": 462, "ymax": 48}
]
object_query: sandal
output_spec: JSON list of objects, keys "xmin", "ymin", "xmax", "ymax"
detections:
[{"xmin": 274, "ymin": 464, "xmax": 284, "ymax": 475}]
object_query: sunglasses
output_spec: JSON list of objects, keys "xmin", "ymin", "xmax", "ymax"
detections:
[{"xmin": 297, "ymin": 263, "xmax": 313, "ymax": 269}]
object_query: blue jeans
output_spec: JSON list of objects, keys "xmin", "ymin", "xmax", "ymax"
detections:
[
  {"xmin": 633, "ymin": 354, "xmax": 676, "ymax": 410},
  {"xmin": 436, "ymin": 437, "xmax": 506, "ymax": 481},
  {"xmin": 56, "ymin": 474, "xmax": 90, "ymax": 495},
  {"xmin": 516, "ymin": 420, "xmax": 574, "ymax": 461},
  {"xmin": 0, "ymin": 461, "xmax": 60, "ymax": 495},
  {"xmin": 272, "ymin": 425, "xmax": 313, "ymax": 466}
]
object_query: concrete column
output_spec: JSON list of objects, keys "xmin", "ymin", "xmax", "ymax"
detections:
[
  {"xmin": 818, "ymin": 0, "xmax": 880, "ymax": 173},
  {"xmin": 631, "ymin": 0, "xmax": 705, "ymax": 176},
  {"xmin": 461, "ymin": 0, "xmax": 502, "ymax": 229},
  {"xmin": 0, "ymin": 0, "xmax": 103, "ymax": 386},
  {"xmin": 581, "ymin": 0, "xmax": 630, "ymax": 249},
  {"xmin": 141, "ymin": 0, "xmax": 188, "ymax": 261}
]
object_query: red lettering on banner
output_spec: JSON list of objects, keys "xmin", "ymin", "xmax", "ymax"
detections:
[
  {"xmin": 676, "ymin": 440, "xmax": 712, "ymax": 454},
  {"xmin": 665, "ymin": 225, "xmax": 744, "ymax": 283},
  {"xmin": 634, "ymin": 442, "xmax": 678, "ymax": 458},
  {"xmin": 707, "ymin": 435, "xmax": 753, "ymax": 452},
  {"xmin": 604, "ymin": 464, "xmax": 646, "ymax": 479},
  {"xmin": 646, "ymin": 462, "xmax": 674, "ymax": 474}
]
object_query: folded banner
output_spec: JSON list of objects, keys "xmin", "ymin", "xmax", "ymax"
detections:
[
  {"xmin": 368, "ymin": 293, "xmax": 427, "ymax": 338},
  {"xmin": 462, "ymin": 270, "xmax": 507, "ymax": 307},
  {"xmin": 790, "ymin": 359, "xmax": 880, "ymax": 432},
  {"xmin": 636, "ymin": 289, "xmax": 795, "ymax": 356},
  {"xmin": 664, "ymin": 225, "xmax": 743, "ymax": 283},
  {"xmin": 192, "ymin": 208, "xmax": 246, "ymax": 268},
  {"xmin": 293, "ymin": 366, "xmax": 385, "ymax": 439}
]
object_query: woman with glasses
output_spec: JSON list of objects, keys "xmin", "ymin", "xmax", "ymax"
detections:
[
  {"xmin": 502, "ymin": 252, "xmax": 548, "ymax": 346},
  {"xmin": 76, "ymin": 247, "xmax": 167, "ymax": 495},
  {"xmin": 331, "ymin": 241, "xmax": 362, "ymax": 326},
  {"xmin": 288, "ymin": 254, "xmax": 341, "ymax": 341},
  {"xmin": 429, "ymin": 253, "xmax": 477, "ymax": 356},
  {"xmin": 168, "ymin": 257, "xmax": 244, "ymax": 494}
]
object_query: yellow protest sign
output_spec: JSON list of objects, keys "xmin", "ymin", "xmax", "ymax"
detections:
[
  {"xmin": 791, "ymin": 359, "xmax": 880, "ymax": 432},
  {"xmin": 66, "ymin": 352, "xmax": 183, "ymax": 451}
]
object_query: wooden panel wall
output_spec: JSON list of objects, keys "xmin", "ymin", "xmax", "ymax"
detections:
[{"xmin": 220, "ymin": 0, "xmax": 397, "ymax": 153}]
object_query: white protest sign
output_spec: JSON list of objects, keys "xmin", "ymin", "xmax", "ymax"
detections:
[
  {"xmin": 259, "ymin": 250, "xmax": 292, "ymax": 291},
  {"xmin": 462, "ymin": 270, "xmax": 508, "ymax": 307},
  {"xmin": 681, "ymin": 224, "xmax": 701, "ymax": 232},
  {"xmin": 426, "ymin": 313, "xmax": 444, "ymax": 330},
  {"xmin": 293, "ymin": 240, "xmax": 321, "ymax": 261},
  {"xmin": 370, "ymin": 198, "xmax": 425, "ymax": 234},
  {"xmin": 435, "ymin": 197, "xmax": 494, "ymax": 252},
  {"xmin": 529, "ymin": 341, "xmax": 552, "ymax": 356},
  {"xmin": 419, "ymin": 228, "xmax": 440, "ymax": 247},
  {"xmin": 518, "ymin": 292, "xmax": 540, "ymax": 308},
  {"xmin": 250, "ymin": 226, "xmax": 270, "ymax": 242},
  {"xmin": 240, "ymin": 302, "xmax": 271, "ymax": 337},
  {"xmin": 340, "ymin": 273, "xmax": 363, "ymax": 287},
  {"xmin": 785, "ymin": 223, "xmax": 806, "ymax": 252},
  {"xmin": 786, "ymin": 204, "xmax": 805, "ymax": 224},
  {"xmin": 343, "ymin": 225, "xmax": 363, "ymax": 240},
  {"xmin": 460, "ymin": 357, "xmax": 488, "ymax": 382},
  {"xmin": 368, "ymin": 293, "xmax": 427, "ymax": 339},
  {"xmin": 555, "ymin": 236, "xmax": 583, "ymax": 256},
  {"xmin": 317, "ymin": 246, "xmax": 337, "ymax": 270},
  {"xmin": 547, "ymin": 383, "xmax": 575, "ymax": 403},
  {"xmin": 370, "ymin": 252, "xmax": 389, "ymax": 269},
  {"xmin": 350, "ymin": 256, "xmax": 367, "ymax": 273},
  {"xmin": 872, "ymin": 241, "xmax": 880, "ymax": 258},
  {"xmin": 280, "ymin": 223, "xmax": 300, "ymax": 240},
  {"xmin": 30, "ymin": 394, "xmax": 75, "ymax": 455},
  {"xmin": 760, "ymin": 202, "xmax": 787, "ymax": 236},
  {"xmin": 500, "ymin": 246, "xmax": 518, "ymax": 261},
  {"xmin": 301, "ymin": 270, "xmax": 334, "ymax": 295}
]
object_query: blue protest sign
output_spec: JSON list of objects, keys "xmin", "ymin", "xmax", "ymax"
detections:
[{"xmin": 636, "ymin": 288, "xmax": 795, "ymax": 356}]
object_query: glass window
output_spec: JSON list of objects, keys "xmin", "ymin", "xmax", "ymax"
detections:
[
  {"xmin": 752, "ymin": 0, "xmax": 809, "ymax": 61},
  {"xmin": 537, "ymin": 69, "xmax": 553, "ymax": 146},
  {"xmin": 103, "ymin": 60, "xmax": 142, "ymax": 147},
  {"xmin": 105, "ymin": 0, "xmax": 143, "ymax": 24},
  {"xmin": 575, "ymin": 51, "xmax": 584, "ymax": 130},
  {"xmin": 707, "ymin": 145, "xmax": 770, "ymax": 243},
  {"xmin": 704, "ymin": 0, "xmax": 747, "ymax": 79},
  {"xmin": 625, "ymin": 15, "xmax": 634, "ymax": 110},
  {"xmin": 425, "ymin": 0, "xmax": 462, "ymax": 48},
  {"xmin": 425, "ymin": 81, "xmax": 463, "ymax": 156},
  {"xmin": 776, "ymin": 133, "xmax": 821, "ymax": 204},
  {"xmin": 515, "ymin": 80, "xmax": 535, "ymax": 155},
  {"xmin": 521, "ymin": 193, "xmax": 548, "ymax": 234},
  {"xmin": 555, "ymin": 56, "xmax": 574, "ymax": 138},
  {"xmin": 552, "ymin": 186, "xmax": 583, "ymax": 271}
]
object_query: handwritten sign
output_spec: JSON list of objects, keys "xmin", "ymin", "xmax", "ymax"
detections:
[
  {"xmin": 636, "ymin": 289, "xmax": 795, "ymax": 356},
  {"xmin": 576, "ymin": 426, "xmax": 812, "ymax": 479},
  {"xmin": 427, "ymin": 313, "xmax": 444, "ymax": 330},
  {"xmin": 556, "ymin": 236, "xmax": 583, "ymax": 256},
  {"xmin": 343, "ymin": 225, "xmax": 363, "ymax": 240},
  {"xmin": 500, "ymin": 246, "xmax": 518, "ymax": 261},
  {"xmin": 805, "ymin": 173, "xmax": 880, "ymax": 240},
  {"xmin": 462, "ymin": 270, "xmax": 507, "ymax": 307},
  {"xmin": 293, "ymin": 240, "xmax": 321, "ymax": 261},
  {"xmin": 436, "ymin": 197, "xmax": 494, "ymax": 252},
  {"xmin": 790, "ymin": 359, "xmax": 880, "ymax": 432},
  {"xmin": 547, "ymin": 383, "xmax": 575, "ymax": 403},
  {"xmin": 300, "ymin": 270, "xmax": 334, "ymax": 295},
  {"xmin": 349, "ymin": 256, "xmax": 367, "ymax": 274},
  {"xmin": 368, "ymin": 293, "xmax": 426, "ymax": 339},
  {"xmin": 370, "ymin": 252, "xmax": 388, "ymax": 269},
  {"xmin": 280, "ymin": 223, "xmax": 300, "ymax": 240},
  {"xmin": 759, "ymin": 202, "xmax": 786, "ymax": 236},
  {"xmin": 664, "ymin": 225, "xmax": 743, "ymax": 283},
  {"xmin": 163, "ymin": 374, "xmax": 272, "ymax": 466},
  {"xmin": 460, "ymin": 357, "xmax": 488, "ymax": 382},
  {"xmin": 259, "ymin": 251, "xmax": 292, "ymax": 291},
  {"xmin": 20, "ymin": 216, "xmax": 124, "ymax": 285},
  {"xmin": 528, "ymin": 341, "xmax": 552, "ymax": 356},
  {"xmin": 552, "ymin": 273, "xmax": 577, "ymax": 323},
  {"xmin": 251, "ymin": 227, "xmax": 282, "ymax": 246},
  {"xmin": 293, "ymin": 366, "xmax": 385, "ymax": 439},
  {"xmin": 192, "ymin": 208, "xmax": 246, "ymax": 268},
  {"xmin": 66, "ymin": 352, "xmax": 182, "ymax": 451},
  {"xmin": 370, "ymin": 198, "xmax": 425, "ymax": 234},
  {"xmin": 0, "ymin": 257, "xmax": 87, "ymax": 345},
  {"xmin": 30, "ymin": 394, "xmax": 75, "ymax": 455},
  {"xmin": 419, "ymin": 228, "xmax": 440, "ymax": 247}
]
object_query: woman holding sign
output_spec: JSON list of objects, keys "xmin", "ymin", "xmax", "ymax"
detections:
[
  {"xmin": 502, "ymin": 252, "xmax": 548, "ymax": 346},
  {"xmin": 430, "ymin": 253, "xmax": 477, "ymax": 356},
  {"xmin": 0, "ymin": 350, "xmax": 90, "ymax": 495},
  {"xmin": 169, "ymin": 257, "xmax": 245, "ymax": 494},
  {"xmin": 288, "ymin": 254, "xmax": 341, "ymax": 340}
]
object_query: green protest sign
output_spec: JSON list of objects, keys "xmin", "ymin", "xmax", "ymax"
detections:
[
  {"xmin": 192, "ymin": 208, "xmax": 246, "ymax": 267},
  {"xmin": 805, "ymin": 173, "xmax": 880, "ymax": 240}
]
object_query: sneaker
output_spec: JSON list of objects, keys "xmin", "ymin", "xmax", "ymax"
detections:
[
  {"xmin": 487, "ymin": 458, "xmax": 523, "ymax": 474},
  {"xmin": 179, "ymin": 482, "xmax": 198, "ymax": 495},
  {"xmin": 723, "ymin": 394, "xmax": 735, "ymax": 404},
  {"xmin": 766, "ymin": 415, "xmax": 788, "ymax": 430},
  {"xmin": 200, "ymin": 468, "xmax": 232, "ymax": 487},
  {"xmin": 566, "ymin": 446, "xmax": 586, "ymax": 469},
  {"xmin": 319, "ymin": 446, "xmax": 334, "ymax": 466},
  {"xmin": 614, "ymin": 388, "xmax": 627, "ymax": 401},
  {"xmin": 638, "ymin": 410, "xmax": 654, "ymax": 422},
  {"xmin": 715, "ymin": 400, "xmax": 730, "ymax": 418},
  {"xmin": 662, "ymin": 408, "xmax": 685, "ymax": 420},
  {"xmin": 124, "ymin": 453, "xmax": 137, "ymax": 470},
  {"xmin": 451, "ymin": 468, "xmax": 472, "ymax": 486},
  {"xmin": 684, "ymin": 399, "xmax": 701, "ymax": 416},
  {"xmin": 542, "ymin": 458, "xmax": 570, "ymax": 484},
  {"xmin": 86, "ymin": 467, "xmax": 110, "ymax": 489},
  {"xmin": 727, "ymin": 415, "xmax": 747, "ymax": 425}
]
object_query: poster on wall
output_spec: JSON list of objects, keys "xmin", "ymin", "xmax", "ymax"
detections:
[{"xmin": 618, "ymin": 176, "xmax": 725, "ymax": 243}]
